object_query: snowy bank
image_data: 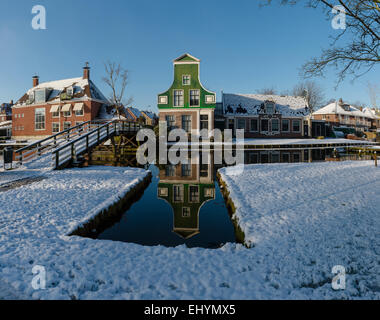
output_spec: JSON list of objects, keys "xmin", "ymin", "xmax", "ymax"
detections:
[
  {"xmin": 219, "ymin": 161, "xmax": 380, "ymax": 299},
  {"xmin": 0, "ymin": 162, "xmax": 379, "ymax": 300}
]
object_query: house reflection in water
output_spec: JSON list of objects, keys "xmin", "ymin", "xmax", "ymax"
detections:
[{"xmin": 157, "ymin": 157, "xmax": 215, "ymax": 240}]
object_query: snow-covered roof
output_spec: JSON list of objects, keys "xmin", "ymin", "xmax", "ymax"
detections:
[
  {"xmin": 15, "ymin": 77, "xmax": 109, "ymax": 106},
  {"xmin": 363, "ymin": 107, "xmax": 380, "ymax": 120},
  {"xmin": 223, "ymin": 93, "xmax": 309, "ymax": 117},
  {"xmin": 0, "ymin": 120, "xmax": 12, "ymax": 129},
  {"xmin": 313, "ymin": 102, "xmax": 368, "ymax": 118}
]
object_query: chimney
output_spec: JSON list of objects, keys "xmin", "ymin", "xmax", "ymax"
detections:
[
  {"xmin": 32, "ymin": 75, "xmax": 39, "ymax": 87},
  {"xmin": 10, "ymin": 100, "xmax": 13, "ymax": 106},
  {"xmin": 83, "ymin": 62, "xmax": 90, "ymax": 80},
  {"xmin": 338, "ymin": 98, "xmax": 344, "ymax": 106}
]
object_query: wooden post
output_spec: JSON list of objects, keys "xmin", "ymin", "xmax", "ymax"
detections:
[{"xmin": 375, "ymin": 151, "xmax": 378, "ymax": 167}]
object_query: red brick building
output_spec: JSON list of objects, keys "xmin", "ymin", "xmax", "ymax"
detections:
[{"xmin": 12, "ymin": 63, "xmax": 110, "ymax": 140}]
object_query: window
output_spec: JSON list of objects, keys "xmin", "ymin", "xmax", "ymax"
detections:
[
  {"xmin": 181, "ymin": 164, "xmax": 191, "ymax": 177},
  {"xmin": 158, "ymin": 96, "xmax": 168, "ymax": 104},
  {"xmin": 67, "ymin": 86, "xmax": 74, "ymax": 97},
  {"xmin": 293, "ymin": 153, "xmax": 301, "ymax": 162},
  {"xmin": 182, "ymin": 75, "xmax": 191, "ymax": 85},
  {"xmin": 165, "ymin": 115, "xmax": 175, "ymax": 128},
  {"xmin": 271, "ymin": 119, "xmax": 279, "ymax": 132},
  {"xmin": 237, "ymin": 119, "xmax": 246, "ymax": 130},
  {"xmin": 261, "ymin": 119, "xmax": 269, "ymax": 132},
  {"xmin": 292, "ymin": 120, "xmax": 301, "ymax": 132},
  {"xmin": 200, "ymin": 115, "xmax": 208, "ymax": 130},
  {"xmin": 173, "ymin": 185, "xmax": 184, "ymax": 202},
  {"xmin": 189, "ymin": 185, "xmax": 199, "ymax": 203},
  {"xmin": 282, "ymin": 153, "xmax": 290, "ymax": 163},
  {"xmin": 63, "ymin": 122, "xmax": 71, "ymax": 131},
  {"xmin": 173, "ymin": 90, "xmax": 184, "ymax": 107},
  {"xmin": 282, "ymin": 119, "xmax": 290, "ymax": 132},
  {"xmin": 34, "ymin": 89, "xmax": 47, "ymax": 103},
  {"xmin": 158, "ymin": 188, "xmax": 168, "ymax": 197},
  {"xmin": 271, "ymin": 152, "xmax": 280, "ymax": 163},
  {"xmin": 63, "ymin": 110, "xmax": 71, "ymax": 117},
  {"xmin": 35, "ymin": 108, "xmax": 45, "ymax": 130},
  {"xmin": 182, "ymin": 115, "xmax": 192, "ymax": 133},
  {"xmin": 250, "ymin": 119, "xmax": 258, "ymax": 132},
  {"xmin": 52, "ymin": 122, "xmax": 60, "ymax": 133},
  {"xmin": 75, "ymin": 109, "xmax": 84, "ymax": 116},
  {"xmin": 205, "ymin": 95, "xmax": 215, "ymax": 104},
  {"xmin": 204, "ymin": 188, "xmax": 214, "ymax": 198},
  {"xmin": 190, "ymin": 90, "xmax": 200, "ymax": 106},
  {"xmin": 182, "ymin": 207, "xmax": 191, "ymax": 218},
  {"xmin": 165, "ymin": 165, "xmax": 175, "ymax": 177},
  {"xmin": 266, "ymin": 102, "xmax": 275, "ymax": 114},
  {"xmin": 52, "ymin": 111, "xmax": 59, "ymax": 118}
]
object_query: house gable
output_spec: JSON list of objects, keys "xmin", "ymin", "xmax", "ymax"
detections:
[{"xmin": 158, "ymin": 54, "xmax": 216, "ymax": 110}]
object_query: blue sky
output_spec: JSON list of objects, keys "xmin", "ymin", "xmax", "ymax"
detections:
[{"xmin": 0, "ymin": 0, "xmax": 378, "ymax": 112}]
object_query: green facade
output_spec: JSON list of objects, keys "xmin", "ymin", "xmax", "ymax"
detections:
[{"xmin": 158, "ymin": 54, "xmax": 216, "ymax": 110}]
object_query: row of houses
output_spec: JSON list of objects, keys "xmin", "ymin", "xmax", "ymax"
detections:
[
  {"xmin": 158, "ymin": 53, "xmax": 380, "ymax": 139},
  {"xmin": 1, "ymin": 63, "xmax": 157, "ymax": 140},
  {"xmin": 1, "ymin": 54, "xmax": 379, "ymax": 141}
]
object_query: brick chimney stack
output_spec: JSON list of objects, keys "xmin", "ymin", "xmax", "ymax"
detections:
[
  {"xmin": 83, "ymin": 62, "xmax": 90, "ymax": 80},
  {"xmin": 32, "ymin": 75, "xmax": 39, "ymax": 87}
]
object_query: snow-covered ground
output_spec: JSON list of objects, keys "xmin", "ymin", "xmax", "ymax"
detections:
[{"xmin": 0, "ymin": 161, "xmax": 379, "ymax": 300}]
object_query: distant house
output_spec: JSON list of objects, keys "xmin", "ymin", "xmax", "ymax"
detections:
[
  {"xmin": 157, "ymin": 53, "xmax": 216, "ymax": 135},
  {"xmin": 363, "ymin": 107, "xmax": 380, "ymax": 131},
  {"xmin": 12, "ymin": 63, "xmax": 110, "ymax": 140},
  {"xmin": 0, "ymin": 101, "xmax": 13, "ymax": 138},
  {"xmin": 222, "ymin": 93, "xmax": 310, "ymax": 138},
  {"xmin": 313, "ymin": 99, "xmax": 372, "ymax": 132},
  {"xmin": 125, "ymin": 107, "xmax": 144, "ymax": 122},
  {"xmin": 141, "ymin": 111, "xmax": 158, "ymax": 126}
]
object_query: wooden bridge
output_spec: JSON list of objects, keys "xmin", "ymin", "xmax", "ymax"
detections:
[{"xmin": 15, "ymin": 120, "xmax": 146, "ymax": 170}]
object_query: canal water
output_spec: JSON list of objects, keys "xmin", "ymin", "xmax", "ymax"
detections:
[{"xmin": 86, "ymin": 147, "xmax": 372, "ymax": 249}]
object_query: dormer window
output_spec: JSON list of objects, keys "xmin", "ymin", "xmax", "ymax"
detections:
[
  {"xmin": 182, "ymin": 75, "xmax": 191, "ymax": 86},
  {"xmin": 29, "ymin": 91, "xmax": 35, "ymax": 104},
  {"xmin": 266, "ymin": 102, "xmax": 275, "ymax": 114},
  {"xmin": 67, "ymin": 86, "xmax": 74, "ymax": 97},
  {"xmin": 35, "ymin": 89, "xmax": 48, "ymax": 103}
]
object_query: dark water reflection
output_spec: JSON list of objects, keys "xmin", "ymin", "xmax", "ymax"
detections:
[{"xmin": 95, "ymin": 147, "xmax": 370, "ymax": 248}]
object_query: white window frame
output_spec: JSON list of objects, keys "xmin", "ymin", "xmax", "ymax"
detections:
[
  {"xmin": 52, "ymin": 122, "xmax": 60, "ymax": 133},
  {"xmin": 189, "ymin": 89, "xmax": 200, "ymax": 107},
  {"xmin": 173, "ymin": 90, "xmax": 184, "ymax": 107},
  {"xmin": 182, "ymin": 75, "xmax": 191, "ymax": 86},
  {"xmin": 158, "ymin": 96, "xmax": 168, "ymax": 105},
  {"xmin": 75, "ymin": 109, "xmax": 84, "ymax": 117},
  {"xmin": 250, "ymin": 118, "xmax": 258, "ymax": 132},
  {"xmin": 292, "ymin": 120, "xmax": 301, "ymax": 133},
  {"xmin": 282, "ymin": 119, "xmax": 290, "ymax": 132},
  {"xmin": 237, "ymin": 118, "xmax": 246, "ymax": 130},
  {"xmin": 205, "ymin": 95, "xmax": 215, "ymax": 104},
  {"xmin": 63, "ymin": 121, "xmax": 72, "ymax": 131},
  {"xmin": 189, "ymin": 185, "xmax": 200, "ymax": 203},
  {"xmin": 182, "ymin": 207, "xmax": 191, "ymax": 218},
  {"xmin": 271, "ymin": 118, "xmax": 280, "ymax": 132},
  {"xmin": 34, "ymin": 108, "xmax": 46, "ymax": 131},
  {"xmin": 266, "ymin": 102, "xmax": 275, "ymax": 114}
]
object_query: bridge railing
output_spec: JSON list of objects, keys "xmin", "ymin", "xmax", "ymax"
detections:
[
  {"xmin": 52, "ymin": 120, "xmax": 120, "ymax": 169},
  {"xmin": 15, "ymin": 120, "xmax": 94, "ymax": 165},
  {"xmin": 51, "ymin": 120, "xmax": 146, "ymax": 169}
]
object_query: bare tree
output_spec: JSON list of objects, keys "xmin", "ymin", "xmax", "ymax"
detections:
[
  {"xmin": 102, "ymin": 61, "xmax": 133, "ymax": 119},
  {"xmin": 265, "ymin": 1, "xmax": 380, "ymax": 85},
  {"xmin": 257, "ymin": 87, "xmax": 278, "ymax": 95},
  {"xmin": 292, "ymin": 81, "xmax": 325, "ymax": 112},
  {"xmin": 367, "ymin": 81, "xmax": 379, "ymax": 108}
]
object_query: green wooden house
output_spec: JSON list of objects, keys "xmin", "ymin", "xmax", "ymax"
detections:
[{"xmin": 158, "ymin": 53, "xmax": 216, "ymax": 135}]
